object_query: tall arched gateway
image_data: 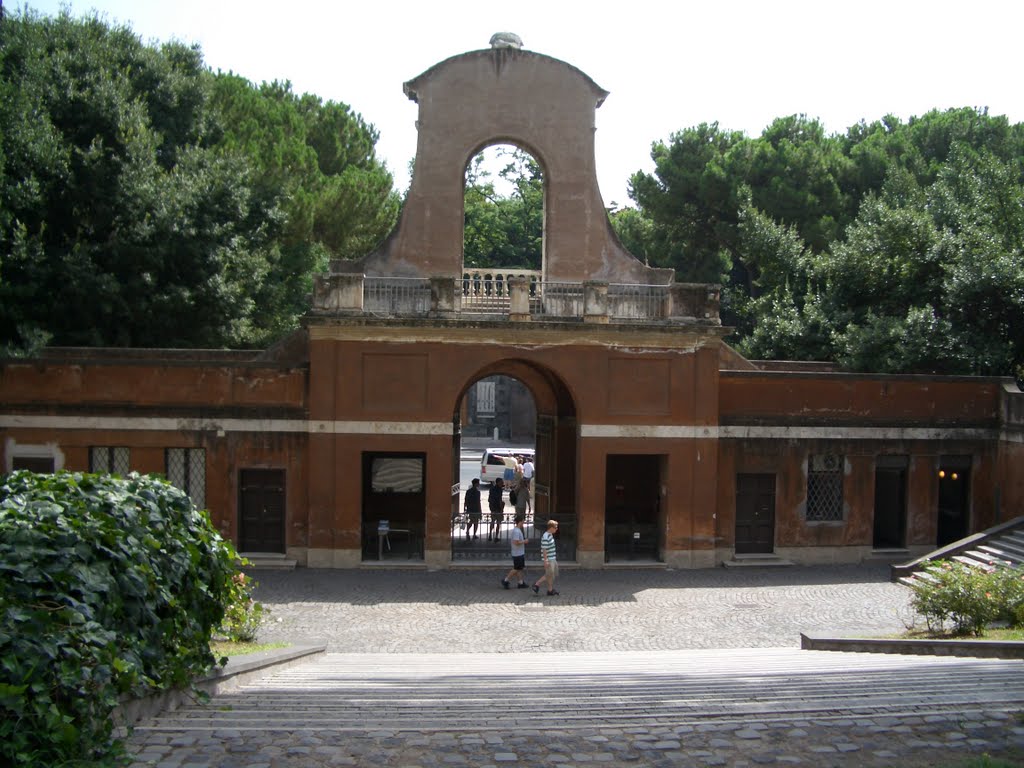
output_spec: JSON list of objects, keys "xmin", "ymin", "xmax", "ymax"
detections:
[{"xmin": 308, "ymin": 33, "xmax": 725, "ymax": 568}]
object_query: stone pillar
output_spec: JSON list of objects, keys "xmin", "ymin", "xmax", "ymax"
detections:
[
  {"xmin": 430, "ymin": 276, "xmax": 460, "ymax": 315},
  {"xmin": 312, "ymin": 273, "xmax": 364, "ymax": 311},
  {"xmin": 667, "ymin": 283, "xmax": 721, "ymax": 322},
  {"xmin": 583, "ymin": 281, "xmax": 609, "ymax": 324},
  {"xmin": 508, "ymin": 276, "xmax": 531, "ymax": 322}
]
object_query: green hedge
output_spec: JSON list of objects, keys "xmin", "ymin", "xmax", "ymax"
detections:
[
  {"xmin": 910, "ymin": 559, "xmax": 1024, "ymax": 635},
  {"xmin": 0, "ymin": 471, "xmax": 242, "ymax": 767}
]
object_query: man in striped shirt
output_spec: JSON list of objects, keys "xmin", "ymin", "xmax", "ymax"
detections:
[{"xmin": 532, "ymin": 519, "xmax": 559, "ymax": 596}]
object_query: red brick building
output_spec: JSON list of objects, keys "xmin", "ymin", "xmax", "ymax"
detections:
[{"xmin": 3, "ymin": 40, "xmax": 1022, "ymax": 568}]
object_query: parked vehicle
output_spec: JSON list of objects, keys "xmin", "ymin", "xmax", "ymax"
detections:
[{"xmin": 479, "ymin": 447, "xmax": 534, "ymax": 486}]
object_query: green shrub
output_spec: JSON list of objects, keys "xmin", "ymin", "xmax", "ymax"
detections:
[
  {"xmin": 0, "ymin": 471, "xmax": 243, "ymax": 767},
  {"xmin": 987, "ymin": 566, "xmax": 1024, "ymax": 627},
  {"xmin": 218, "ymin": 571, "xmax": 268, "ymax": 642},
  {"xmin": 909, "ymin": 559, "xmax": 1005, "ymax": 635}
]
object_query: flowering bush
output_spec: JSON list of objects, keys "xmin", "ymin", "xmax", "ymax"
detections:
[
  {"xmin": 218, "ymin": 571, "xmax": 268, "ymax": 642},
  {"xmin": 909, "ymin": 559, "xmax": 1023, "ymax": 635}
]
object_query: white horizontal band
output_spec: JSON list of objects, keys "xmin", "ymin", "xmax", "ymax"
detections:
[{"xmin": 0, "ymin": 414, "xmax": 1014, "ymax": 442}]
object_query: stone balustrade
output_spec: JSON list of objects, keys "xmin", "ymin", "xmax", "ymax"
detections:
[{"xmin": 311, "ymin": 271, "xmax": 720, "ymax": 324}]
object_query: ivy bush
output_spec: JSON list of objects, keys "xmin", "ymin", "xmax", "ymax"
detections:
[
  {"xmin": 909, "ymin": 559, "xmax": 1024, "ymax": 635},
  {"xmin": 0, "ymin": 471, "xmax": 243, "ymax": 767}
]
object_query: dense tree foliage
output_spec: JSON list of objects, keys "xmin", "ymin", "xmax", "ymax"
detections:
[
  {"xmin": 463, "ymin": 146, "xmax": 543, "ymax": 270},
  {"xmin": 209, "ymin": 75, "xmax": 399, "ymax": 338},
  {"xmin": 0, "ymin": 9, "xmax": 397, "ymax": 352},
  {"xmin": 623, "ymin": 109, "xmax": 1024, "ymax": 377}
]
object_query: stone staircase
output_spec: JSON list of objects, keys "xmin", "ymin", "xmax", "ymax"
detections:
[
  {"xmin": 891, "ymin": 514, "xmax": 1024, "ymax": 586},
  {"xmin": 132, "ymin": 649, "xmax": 1024, "ymax": 736}
]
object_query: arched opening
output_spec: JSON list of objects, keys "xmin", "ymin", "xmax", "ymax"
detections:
[
  {"xmin": 451, "ymin": 360, "xmax": 577, "ymax": 564},
  {"xmin": 462, "ymin": 143, "xmax": 544, "ymax": 310}
]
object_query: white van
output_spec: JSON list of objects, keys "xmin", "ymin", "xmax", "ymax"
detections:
[{"xmin": 479, "ymin": 447, "xmax": 535, "ymax": 486}]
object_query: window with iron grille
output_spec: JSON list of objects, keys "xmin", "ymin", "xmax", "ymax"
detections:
[
  {"xmin": 806, "ymin": 454, "xmax": 844, "ymax": 521},
  {"xmin": 89, "ymin": 446, "xmax": 130, "ymax": 475},
  {"xmin": 166, "ymin": 448, "xmax": 206, "ymax": 509}
]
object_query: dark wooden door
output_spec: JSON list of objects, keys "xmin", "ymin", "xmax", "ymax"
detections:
[
  {"xmin": 873, "ymin": 466, "xmax": 907, "ymax": 548},
  {"xmin": 604, "ymin": 454, "xmax": 661, "ymax": 561},
  {"xmin": 735, "ymin": 474, "xmax": 775, "ymax": 554},
  {"xmin": 239, "ymin": 469, "xmax": 286, "ymax": 553}
]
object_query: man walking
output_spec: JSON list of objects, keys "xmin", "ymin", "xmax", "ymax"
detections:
[
  {"xmin": 501, "ymin": 512, "xmax": 530, "ymax": 589},
  {"xmin": 532, "ymin": 519, "xmax": 559, "ymax": 596}
]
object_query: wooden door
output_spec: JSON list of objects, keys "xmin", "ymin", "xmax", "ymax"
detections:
[
  {"xmin": 239, "ymin": 469, "xmax": 286, "ymax": 553},
  {"xmin": 735, "ymin": 474, "xmax": 775, "ymax": 554}
]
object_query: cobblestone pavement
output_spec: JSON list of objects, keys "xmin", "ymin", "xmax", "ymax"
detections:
[
  {"xmin": 126, "ymin": 564, "xmax": 1024, "ymax": 767},
  {"xmin": 250, "ymin": 563, "xmax": 916, "ymax": 652}
]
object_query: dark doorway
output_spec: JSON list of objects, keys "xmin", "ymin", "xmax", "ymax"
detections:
[
  {"xmin": 735, "ymin": 474, "xmax": 776, "ymax": 554},
  {"xmin": 873, "ymin": 457, "xmax": 907, "ymax": 549},
  {"xmin": 239, "ymin": 469, "xmax": 285, "ymax": 553},
  {"xmin": 362, "ymin": 452, "xmax": 425, "ymax": 561},
  {"xmin": 937, "ymin": 456, "xmax": 971, "ymax": 547},
  {"xmin": 605, "ymin": 454, "xmax": 661, "ymax": 561}
]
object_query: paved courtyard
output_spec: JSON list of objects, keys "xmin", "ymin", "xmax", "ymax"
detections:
[{"xmin": 250, "ymin": 562, "xmax": 917, "ymax": 652}]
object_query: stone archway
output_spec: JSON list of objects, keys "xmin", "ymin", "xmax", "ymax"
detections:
[{"xmin": 452, "ymin": 359, "xmax": 577, "ymax": 562}]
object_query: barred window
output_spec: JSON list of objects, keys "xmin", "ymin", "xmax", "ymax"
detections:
[
  {"xmin": 89, "ymin": 446, "xmax": 130, "ymax": 475},
  {"xmin": 806, "ymin": 454, "xmax": 844, "ymax": 522},
  {"xmin": 476, "ymin": 380, "xmax": 496, "ymax": 414},
  {"xmin": 166, "ymin": 448, "xmax": 206, "ymax": 509}
]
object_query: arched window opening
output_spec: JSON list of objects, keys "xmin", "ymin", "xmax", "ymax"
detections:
[{"xmin": 463, "ymin": 144, "xmax": 543, "ymax": 271}]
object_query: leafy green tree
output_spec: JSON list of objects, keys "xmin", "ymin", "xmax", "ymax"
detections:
[
  {"xmin": 0, "ymin": 9, "xmax": 401, "ymax": 352},
  {"xmin": 628, "ymin": 122, "xmax": 743, "ymax": 283},
  {"xmin": 627, "ymin": 107, "xmax": 1024, "ymax": 376},
  {"xmin": 0, "ymin": 9, "xmax": 279, "ymax": 350},
  {"xmin": 208, "ymin": 75, "xmax": 400, "ymax": 338}
]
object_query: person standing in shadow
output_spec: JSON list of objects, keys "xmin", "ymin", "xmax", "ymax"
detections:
[
  {"xmin": 464, "ymin": 477, "xmax": 482, "ymax": 540},
  {"xmin": 487, "ymin": 477, "xmax": 505, "ymax": 542}
]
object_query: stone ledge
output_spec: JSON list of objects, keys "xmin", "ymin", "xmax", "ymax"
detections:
[
  {"xmin": 113, "ymin": 644, "xmax": 326, "ymax": 731},
  {"xmin": 800, "ymin": 632, "xmax": 1024, "ymax": 659}
]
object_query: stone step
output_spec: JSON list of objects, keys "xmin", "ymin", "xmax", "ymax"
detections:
[
  {"xmin": 989, "ymin": 537, "xmax": 1024, "ymax": 560},
  {"xmin": 240, "ymin": 552, "xmax": 297, "ymax": 570},
  {"xmin": 978, "ymin": 544, "xmax": 1024, "ymax": 565},
  {"xmin": 134, "ymin": 650, "xmax": 1024, "ymax": 734},
  {"xmin": 723, "ymin": 553, "xmax": 794, "ymax": 567}
]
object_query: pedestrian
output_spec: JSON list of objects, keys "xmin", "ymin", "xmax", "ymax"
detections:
[
  {"xmin": 487, "ymin": 477, "xmax": 505, "ymax": 541},
  {"xmin": 513, "ymin": 476, "xmax": 530, "ymax": 523},
  {"xmin": 532, "ymin": 519, "xmax": 559, "ymax": 596},
  {"xmin": 464, "ymin": 477, "xmax": 482, "ymax": 539},
  {"xmin": 521, "ymin": 455, "xmax": 534, "ymax": 515},
  {"xmin": 522, "ymin": 455, "xmax": 534, "ymax": 489},
  {"xmin": 501, "ymin": 512, "xmax": 530, "ymax": 589}
]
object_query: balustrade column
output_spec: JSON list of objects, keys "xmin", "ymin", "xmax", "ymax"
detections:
[
  {"xmin": 583, "ymin": 280, "xmax": 609, "ymax": 324},
  {"xmin": 508, "ymin": 276, "xmax": 531, "ymax": 322},
  {"xmin": 312, "ymin": 273, "xmax": 364, "ymax": 311},
  {"xmin": 430, "ymin": 276, "xmax": 460, "ymax": 315}
]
